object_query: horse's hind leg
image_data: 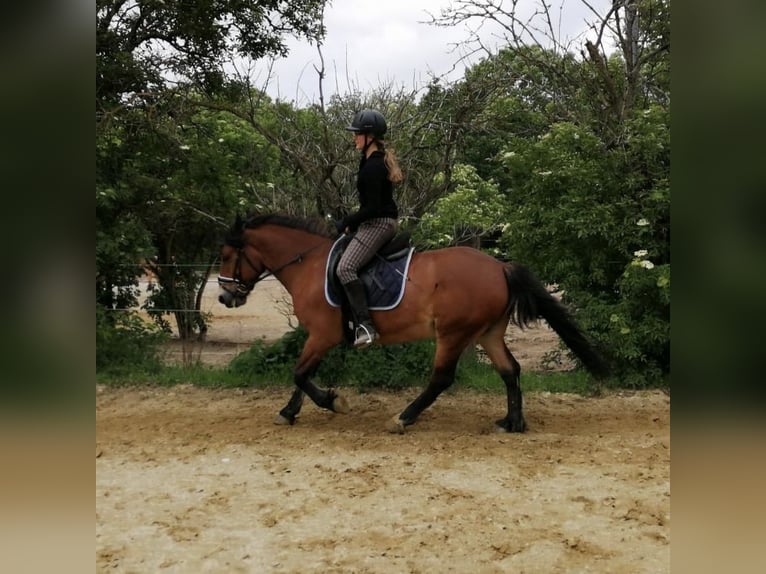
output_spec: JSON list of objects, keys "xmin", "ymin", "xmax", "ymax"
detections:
[
  {"xmin": 387, "ymin": 335, "xmax": 465, "ymax": 433},
  {"xmin": 479, "ymin": 329, "xmax": 526, "ymax": 433}
]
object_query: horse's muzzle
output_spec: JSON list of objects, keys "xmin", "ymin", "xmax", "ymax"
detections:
[{"xmin": 218, "ymin": 289, "xmax": 246, "ymax": 308}]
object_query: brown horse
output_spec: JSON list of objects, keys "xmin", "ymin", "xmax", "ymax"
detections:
[{"xmin": 217, "ymin": 214, "xmax": 607, "ymax": 433}]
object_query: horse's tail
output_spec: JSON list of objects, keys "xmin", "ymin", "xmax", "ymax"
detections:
[{"xmin": 504, "ymin": 263, "xmax": 609, "ymax": 379}]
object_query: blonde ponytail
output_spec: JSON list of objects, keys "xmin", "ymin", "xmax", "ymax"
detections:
[{"xmin": 383, "ymin": 147, "xmax": 404, "ymax": 184}]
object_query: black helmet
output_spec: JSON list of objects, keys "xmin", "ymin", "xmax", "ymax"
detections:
[{"xmin": 345, "ymin": 109, "xmax": 387, "ymax": 139}]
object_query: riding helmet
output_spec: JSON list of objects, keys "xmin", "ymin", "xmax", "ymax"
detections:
[{"xmin": 345, "ymin": 109, "xmax": 387, "ymax": 139}]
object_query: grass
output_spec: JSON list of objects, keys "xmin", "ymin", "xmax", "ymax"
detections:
[
  {"xmin": 452, "ymin": 359, "xmax": 599, "ymax": 395},
  {"xmin": 97, "ymin": 359, "xmax": 602, "ymax": 396},
  {"xmin": 97, "ymin": 327, "xmax": 654, "ymax": 394}
]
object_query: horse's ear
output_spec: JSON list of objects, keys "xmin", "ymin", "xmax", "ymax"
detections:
[{"xmin": 223, "ymin": 213, "xmax": 244, "ymax": 247}]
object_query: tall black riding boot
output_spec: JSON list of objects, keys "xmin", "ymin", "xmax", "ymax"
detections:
[{"xmin": 342, "ymin": 279, "xmax": 379, "ymax": 347}]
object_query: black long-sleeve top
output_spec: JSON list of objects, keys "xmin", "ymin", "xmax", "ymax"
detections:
[{"xmin": 341, "ymin": 150, "xmax": 398, "ymax": 231}]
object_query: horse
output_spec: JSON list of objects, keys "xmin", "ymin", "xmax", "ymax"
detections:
[{"xmin": 217, "ymin": 213, "xmax": 607, "ymax": 433}]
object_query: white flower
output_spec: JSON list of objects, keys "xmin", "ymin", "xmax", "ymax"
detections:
[
  {"xmin": 573, "ymin": 133, "xmax": 580, "ymax": 140},
  {"xmin": 640, "ymin": 260, "xmax": 655, "ymax": 269},
  {"xmin": 179, "ymin": 144, "xmax": 190, "ymax": 150},
  {"xmin": 218, "ymin": 138, "xmax": 224, "ymax": 143},
  {"xmin": 502, "ymin": 151, "xmax": 517, "ymax": 159},
  {"xmin": 634, "ymin": 249, "xmax": 648, "ymax": 258},
  {"xmin": 538, "ymin": 170, "xmax": 552, "ymax": 176},
  {"xmin": 636, "ymin": 218, "xmax": 649, "ymax": 227}
]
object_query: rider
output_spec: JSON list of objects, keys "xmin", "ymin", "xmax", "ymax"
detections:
[{"xmin": 336, "ymin": 109, "xmax": 403, "ymax": 347}]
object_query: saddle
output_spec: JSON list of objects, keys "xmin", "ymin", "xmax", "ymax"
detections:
[{"xmin": 324, "ymin": 231, "xmax": 414, "ymax": 317}]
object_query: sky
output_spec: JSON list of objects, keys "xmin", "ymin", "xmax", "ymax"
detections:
[{"xmin": 248, "ymin": 0, "xmax": 610, "ymax": 105}]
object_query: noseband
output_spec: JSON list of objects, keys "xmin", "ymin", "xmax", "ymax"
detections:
[{"xmin": 217, "ymin": 246, "xmax": 264, "ymax": 297}]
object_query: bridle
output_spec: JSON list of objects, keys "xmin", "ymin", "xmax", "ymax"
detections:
[
  {"xmin": 217, "ymin": 241, "xmax": 324, "ymax": 297},
  {"xmin": 217, "ymin": 245, "xmax": 264, "ymax": 298}
]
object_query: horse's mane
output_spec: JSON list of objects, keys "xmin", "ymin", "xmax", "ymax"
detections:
[
  {"xmin": 247, "ymin": 214, "xmax": 332, "ymax": 237},
  {"xmin": 225, "ymin": 213, "xmax": 332, "ymax": 246}
]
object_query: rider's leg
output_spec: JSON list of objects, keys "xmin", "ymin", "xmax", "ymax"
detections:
[
  {"xmin": 336, "ymin": 218, "xmax": 397, "ymax": 347},
  {"xmin": 342, "ymin": 278, "xmax": 378, "ymax": 346}
]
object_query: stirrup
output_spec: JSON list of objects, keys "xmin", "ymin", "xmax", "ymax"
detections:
[{"xmin": 353, "ymin": 323, "xmax": 378, "ymax": 347}]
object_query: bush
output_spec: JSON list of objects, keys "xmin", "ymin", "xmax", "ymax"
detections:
[
  {"xmin": 320, "ymin": 339, "xmax": 438, "ymax": 391},
  {"xmin": 496, "ymin": 113, "xmax": 670, "ymax": 387},
  {"xmin": 228, "ymin": 326, "xmax": 443, "ymax": 390},
  {"xmin": 227, "ymin": 328, "xmax": 308, "ymax": 384},
  {"xmin": 228, "ymin": 325, "xmax": 575, "ymax": 391},
  {"xmin": 96, "ymin": 306, "xmax": 167, "ymax": 377}
]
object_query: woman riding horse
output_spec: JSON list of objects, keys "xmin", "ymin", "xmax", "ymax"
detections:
[
  {"xmin": 336, "ymin": 109, "xmax": 404, "ymax": 348},
  {"xmin": 217, "ymin": 213, "xmax": 608, "ymax": 434}
]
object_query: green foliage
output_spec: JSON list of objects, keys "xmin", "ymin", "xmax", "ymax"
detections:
[
  {"xmin": 321, "ymin": 340, "xmax": 439, "ymax": 391},
  {"xmin": 95, "ymin": 1, "xmax": 670, "ymax": 393},
  {"xmin": 224, "ymin": 326, "xmax": 597, "ymax": 393},
  {"xmin": 99, "ymin": 340, "xmax": 605, "ymax": 395},
  {"xmin": 227, "ymin": 328, "xmax": 309, "ymax": 384},
  {"xmin": 96, "ymin": 306, "xmax": 167, "ymax": 376},
  {"xmin": 498, "ymin": 122, "xmax": 623, "ymax": 289},
  {"xmin": 608, "ymin": 259, "xmax": 670, "ymax": 382},
  {"xmin": 497, "ymin": 107, "xmax": 670, "ymax": 385},
  {"xmin": 97, "ymin": 0, "xmax": 326, "ymax": 107},
  {"xmin": 228, "ymin": 327, "xmax": 439, "ymax": 390},
  {"xmin": 96, "ymin": 97, "xmax": 294, "ymax": 338},
  {"xmin": 413, "ymin": 164, "xmax": 508, "ymax": 252},
  {"xmin": 97, "ymin": 0, "xmax": 328, "ymax": 341}
]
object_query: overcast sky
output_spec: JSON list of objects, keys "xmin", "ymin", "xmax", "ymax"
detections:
[{"xmin": 248, "ymin": 0, "xmax": 609, "ymax": 104}]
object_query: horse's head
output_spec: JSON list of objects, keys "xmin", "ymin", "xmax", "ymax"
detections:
[
  {"xmin": 217, "ymin": 212, "xmax": 332, "ymax": 307},
  {"xmin": 217, "ymin": 216, "xmax": 265, "ymax": 308}
]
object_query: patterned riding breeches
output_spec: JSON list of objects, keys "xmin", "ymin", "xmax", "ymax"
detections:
[{"xmin": 337, "ymin": 218, "xmax": 398, "ymax": 285}]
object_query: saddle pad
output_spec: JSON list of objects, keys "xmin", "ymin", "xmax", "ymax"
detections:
[{"xmin": 324, "ymin": 236, "xmax": 414, "ymax": 311}]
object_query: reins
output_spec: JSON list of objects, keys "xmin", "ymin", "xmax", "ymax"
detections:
[{"xmin": 251, "ymin": 243, "xmax": 324, "ymax": 284}]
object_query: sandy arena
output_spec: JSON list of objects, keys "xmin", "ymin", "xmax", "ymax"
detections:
[{"xmin": 97, "ymin": 278, "xmax": 670, "ymax": 573}]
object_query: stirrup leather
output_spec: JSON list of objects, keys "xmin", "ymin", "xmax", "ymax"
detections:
[{"xmin": 353, "ymin": 323, "xmax": 378, "ymax": 347}]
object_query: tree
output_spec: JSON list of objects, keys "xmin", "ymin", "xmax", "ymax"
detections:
[
  {"xmin": 188, "ymin": 79, "xmax": 464, "ymax": 224},
  {"xmin": 413, "ymin": 164, "xmax": 508, "ymax": 251},
  {"xmin": 497, "ymin": 111, "xmax": 670, "ymax": 383},
  {"xmin": 97, "ymin": 0, "xmax": 326, "ymax": 112},
  {"xmin": 97, "ymin": 0, "xmax": 327, "ymax": 344},
  {"xmin": 429, "ymin": 0, "xmax": 670, "ymax": 142},
  {"xmin": 425, "ymin": 1, "xmax": 671, "ymax": 383}
]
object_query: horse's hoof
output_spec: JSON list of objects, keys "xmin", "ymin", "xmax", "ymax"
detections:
[
  {"xmin": 494, "ymin": 417, "xmax": 527, "ymax": 433},
  {"xmin": 386, "ymin": 416, "xmax": 406, "ymax": 434},
  {"xmin": 273, "ymin": 413, "xmax": 295, "ymax": 426},
  {"xmin": 332, "ymin": 395, "xmax": 349, "ymax": 414}
]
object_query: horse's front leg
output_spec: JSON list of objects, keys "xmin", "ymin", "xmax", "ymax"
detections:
[
  {"xmin": 274, "ymin": 334, "xmax": 347, "ymax": 425},
  {"xmin": 274, "ymin": 387, "xmax": 305, "ymax": 425}
]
